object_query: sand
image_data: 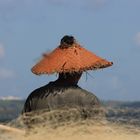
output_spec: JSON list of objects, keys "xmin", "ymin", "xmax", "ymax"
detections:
[
  {"xmin": 1, "ymin": 107, "xmax": 140, "ymax": 140},
  {"xmin": 0, "ymin": 120, "xmax": 140, "ymax": 140}
]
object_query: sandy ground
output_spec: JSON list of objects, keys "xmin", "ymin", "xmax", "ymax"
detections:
[
  {"xmin": 0, "ymin": 120, "xmax": 140, "ymax": 140},
  {"xmin": 1, "ymin": 107, "xmax": 140, "ymax": 140}
]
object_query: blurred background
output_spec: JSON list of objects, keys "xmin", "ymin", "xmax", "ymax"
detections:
[{"xmin": 0, "ymin": 0, "xmax": 140, "ymax": 101}]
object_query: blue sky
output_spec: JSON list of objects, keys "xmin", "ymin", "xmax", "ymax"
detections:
[{"xmin": 0, "ymin": 0, "xmax": 140, "ymax": 101}]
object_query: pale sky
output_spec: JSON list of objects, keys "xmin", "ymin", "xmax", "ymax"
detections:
[{"xmin": 0, "ymin": 0, "xmax": 140, "ymax": 101}]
